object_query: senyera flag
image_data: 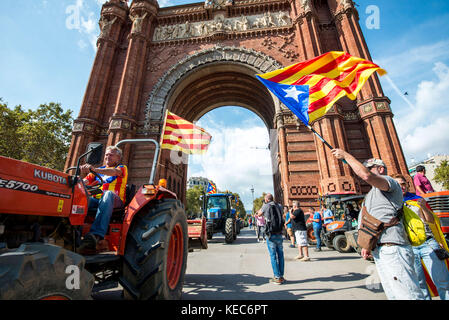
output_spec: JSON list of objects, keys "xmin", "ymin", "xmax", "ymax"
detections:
[
  {"xmin": 256, "ymin": 51, "xmax": 386, "ymax": 125},
  {"xmin": 206, "ymin": 181, "xmax": 217, "ymax": 194},
  {"xmin": 161, "ymin": 111, "xmax": 212, "ymax": 154}
]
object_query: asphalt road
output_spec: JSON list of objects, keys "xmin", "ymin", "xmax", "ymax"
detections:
[{"xmin": 93, "ymin": 226, "xmax": 387, "ymax": 300}]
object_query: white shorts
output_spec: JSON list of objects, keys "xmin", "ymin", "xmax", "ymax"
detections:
[{"xmin": 295, "ymin": 230, "xmax": 308, "ymax": 247}]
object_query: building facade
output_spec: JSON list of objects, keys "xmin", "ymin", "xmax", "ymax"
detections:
[
  {"xmin": 65, "ymin": 0, "xmax": 410, "ymax": 207},
  {"xmin": 409, "ymin": 155, "xmax": 449, "ymax": 192},
  {"xmin": 187, "ymin": 176, "xmax": 215, "ymax": 190}
]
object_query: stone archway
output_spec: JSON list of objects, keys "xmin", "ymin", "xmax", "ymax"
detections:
[
  {"xmin": 143, "ymin": 45, "xmax": 286, "ymax": 204},
  {"xmin": 144, "ymin": 45, "xmax": 282, "ymax": 127}
]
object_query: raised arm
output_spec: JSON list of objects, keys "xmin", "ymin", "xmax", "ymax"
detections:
[{"xmin": 331, "ymin": 149, "xmax": 390, "ymax": 191}]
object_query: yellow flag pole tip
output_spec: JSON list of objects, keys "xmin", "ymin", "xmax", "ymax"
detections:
[{"xmin": 377, "ymin": 68, "xmax": 387, "ymax": 76}]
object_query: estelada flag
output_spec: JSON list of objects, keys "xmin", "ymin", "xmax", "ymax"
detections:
[
  {"xmin": 206, "ymin": 181, "xmax": 217, "ymax": 194},
  {"xmin": 256, "ymin": 51, "xmax": 386, "ymax": 125},
  {"xmin": 161, "ymin": 111, "xmax": 212, "ymax": 154}
]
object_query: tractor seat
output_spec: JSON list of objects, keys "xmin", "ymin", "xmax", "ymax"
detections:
[{"xmin": 123, "ymin": 184, "xmax": 137, "ymax": 207}]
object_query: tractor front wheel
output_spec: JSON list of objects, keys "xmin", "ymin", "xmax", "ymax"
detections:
[
  {"xmin": 120, "ymin": 198, "xmax": 188, "ymax": 300},
  {"xmin": 224, "ymin": 218, "xmax": 234, "ymax": 244},
  {"xmin": 0, "ymin": 243, "xmax": 94, "ymax": 300},
  {"xmin": 333, "ymin": 234, "xmax": 353, "ymax": 253}
]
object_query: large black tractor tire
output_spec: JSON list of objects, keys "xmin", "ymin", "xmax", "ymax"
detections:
[
  {"xmin": 333, "ymin": 234, "xmax": 353, "ymax": 253},
  {"xmin": 120, "ymin": 198, "xmax": 188, "ymax": 300},
  {"xmin": 0, "ymin": 243, "xmax": 94, "ymax": 300},
  {"xmin": 224, "ymin": 218, "xmax": 234, "ymax": 244}
]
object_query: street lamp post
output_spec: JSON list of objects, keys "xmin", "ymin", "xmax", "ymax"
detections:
[
  {"xmin": 250, "ymin": 185, "xmax": 254, "ymax": 215},
  {"xmin": 250, "ymin": 185, "xmax": 255, "ymax": 230}
]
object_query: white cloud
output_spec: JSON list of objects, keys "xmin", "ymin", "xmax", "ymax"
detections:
[
  {"xmin": 77, "ymin": 39, "xmax": 87, "ymax": 50},
  {"xmin": 158, "ymin": 0, "xmax": 175, "ymax": 8},
  {"xmin": 187, "ymin": 121, "xmax": 274, "ymax": 210},
  {"xmin": 81, "ymin": 13, "xmax": 96, "ymax": 34},
  {"xmin": 395, "ymin": 62, "xmax": 449, "ymax": 161},
  {"xmin": 65, "ymin": 0, "xmax": 101, "ymax": 52}
]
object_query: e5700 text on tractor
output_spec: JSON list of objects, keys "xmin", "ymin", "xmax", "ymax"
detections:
[{"xmin": 0, "ymin": 139, "xmax": 189, "ymax": 300}]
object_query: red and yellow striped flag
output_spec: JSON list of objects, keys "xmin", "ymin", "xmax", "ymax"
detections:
[
  {"xmin": 161, "ymin": 111, "xmax": 212, "ymax": 154},
  {"xmin": 257, "ymin": 51, "xmax": 386, "ymax": 123}
]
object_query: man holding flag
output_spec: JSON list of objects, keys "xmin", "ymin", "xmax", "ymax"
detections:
[{"xmin": 257, "ymin": 51, "xmax": 424, "ymax": 299}]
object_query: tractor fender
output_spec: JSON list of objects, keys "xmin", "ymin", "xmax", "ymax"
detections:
[
  {"xmin": 118, "ymin": 185, "xmax": 178, "ymax": 256},
  {"xmin": 325, "ymin": 221, "xmax": 345, "ymax": 232}
]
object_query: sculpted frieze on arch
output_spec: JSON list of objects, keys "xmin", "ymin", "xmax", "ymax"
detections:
[{"xmin": 152, "ymin": 11, "xmax": 292, "ymax": 42}]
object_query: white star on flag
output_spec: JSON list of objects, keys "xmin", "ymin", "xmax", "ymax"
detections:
[{"xmin": 283, "ymin": 86, "xmax": 302, "ymax": 102}]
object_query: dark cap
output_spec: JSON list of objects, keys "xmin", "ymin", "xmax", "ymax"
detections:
[{"xmin": 416, "ymin": 165, "xmax": 425, "ymax": 172}]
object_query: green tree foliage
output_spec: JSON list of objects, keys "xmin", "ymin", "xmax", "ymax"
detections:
[
  {"xmin": 231, "ymin": 192, "xmax": 246, "ymax": 219},
  {"xmin": 0, "ymin": 101, "xmax": 73, "ymax": 171},
  {"xmin": 434, "ymin": 160, "xmax": 449, "ymax": 190},
  {"xmin": 253, "ymin": 192, "xmax": 267, "ymax": 214},
  {"xmin": 185, "ymin": 185, "xmax": 205, "ymax": 218}
]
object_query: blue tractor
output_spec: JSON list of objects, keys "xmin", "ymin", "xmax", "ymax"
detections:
[{"xmin": 202, "ymin": 193, "xmax": 238, "ymax": 243}]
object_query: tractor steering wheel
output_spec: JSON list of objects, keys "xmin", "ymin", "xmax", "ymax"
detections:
[
  {"xmin": 85, "ymin": 168, "xmax": 104, "ymax": 196},
  {"xmin": 89, "ymin": 168, "xmax": 104, "ymax": 185}
]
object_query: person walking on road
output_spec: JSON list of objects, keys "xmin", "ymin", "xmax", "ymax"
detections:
[
  {"xmin": 255, "ymin": 213, "xmax": 266, "ymax": 243},
  {"xmin": 284, "ymin": 206, "xmax": 295, "ymax": 248},
  {"xmin": 331, "ymin": 149, "xmax": 424, "ymax": 300},
  {"xmin": 311, "ymin": 207, "xmax": 323, "ymax": 252},
  {"xmin": 322, "ymin": 205, "xmax": 334, "ymax": 230},
  {"xmin": 290, "ymin": 201, "xmax": 310, "ymax": 261},
  {"xmin": 257, "ymin": 193, "xmax": 285, "ymax": 285}
]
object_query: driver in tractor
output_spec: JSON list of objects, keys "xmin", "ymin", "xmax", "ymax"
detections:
[{"xmin": 78, "ymin": 145, "xmax": 128, "ymax": 254}]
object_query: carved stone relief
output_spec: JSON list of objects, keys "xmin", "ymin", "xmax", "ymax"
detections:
[
  {"xmin": 260, "ymin": 33, "xmax": 298, "ymax": 62},
  {"xmin": 99, "ymin": 16, "xmax": 117, "ymax": 38},
  {"xmin": 204, "ymin": 0, "xmax": 233, "ymax": 10},
  {"xmin": 340, "ymin": 0, "xmax": 354, "ymax": 10},
  {"xmin": 375, "ymin": 101, "xmax": 389, "ymax": 111},
  {"xmin": 301, "ymin": 0, "xmax": 312, "ymax": 14},
  {"xmin": 147, "ymin": 48, "xmax": 182, "ymax": 72},
  {"xmin": 152, "ymin": 11, "xmax": 292, "ymax": 42},
  {"xmin": 130, "ymin": 12, "xmax": 148, "ymax": 34}
]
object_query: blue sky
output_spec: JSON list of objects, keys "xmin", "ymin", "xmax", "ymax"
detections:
[{"xmin": 1, "ymin": 0, "xmax": 449, "ymax": 209}]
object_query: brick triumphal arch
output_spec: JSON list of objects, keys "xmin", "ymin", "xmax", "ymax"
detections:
[{"xmin": 66, "ymin": 0, "xmax": 410, "ymax": 207}]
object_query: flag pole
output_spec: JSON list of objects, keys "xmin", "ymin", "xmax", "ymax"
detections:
[
  {"xmin": 306, "ymin": 125, "xmax": 334, "ymax": 150},
  {"xmin": 306, "ymin": 124, "xmax": 348, "ymax": 164},
  {"xmin": 155, "ymin": 108, "xmax": 169, "ymax": 183}
]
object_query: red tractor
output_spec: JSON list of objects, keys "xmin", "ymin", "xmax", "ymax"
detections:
[{"xmin": 0, "ymin": 139, "xmax": 190, "ymax": 300}]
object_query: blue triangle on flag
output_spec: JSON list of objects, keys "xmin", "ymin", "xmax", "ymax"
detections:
[{"xmin": 256, "ymin": 76, "xmax": 310, "ymax": 126}]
